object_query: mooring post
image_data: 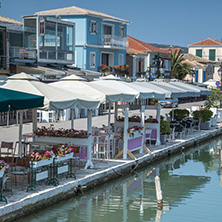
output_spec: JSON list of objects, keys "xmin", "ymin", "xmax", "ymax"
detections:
[{"xmin": 155, "ymin": 176, "xmax": 163, "ymax": 209}]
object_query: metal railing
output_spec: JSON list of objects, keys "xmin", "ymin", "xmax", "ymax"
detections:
[
  {"xmin": 39, "ymin": 49, "xmax": 74, "ymax": 62},
  {"xmin": 9, "ymin": 47, "xmax": 37, "ymax": 60},
  {"xmin": 102, "ymin": 35, "xmax": 128, "ymax": 48}
]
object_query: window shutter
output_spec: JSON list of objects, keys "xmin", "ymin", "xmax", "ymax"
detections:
[
  {"xmin": 90, "ymin": 52, "xmax": 96, "ymax": 67},
  {"xmin": 89, "ymin": 21, "xmax": 92, "ymax": 33},
  {"xmin": 196, "ymin": 49, "xmax": 202, "ymax": 58},
  {"xmin": 209, "ymin": 49, "xmax": 215, "ymax": 61}
]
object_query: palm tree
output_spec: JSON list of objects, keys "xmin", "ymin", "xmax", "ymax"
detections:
[{"xmin": 171, "ymin": 50, "xmax": 192, "ymax": 80}]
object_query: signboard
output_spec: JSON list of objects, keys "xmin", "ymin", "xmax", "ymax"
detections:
[{"xmin": 216, "ymin": 81, "xmax": 221, "ymax": 86}]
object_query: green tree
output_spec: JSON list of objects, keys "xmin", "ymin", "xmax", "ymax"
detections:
[
  {"xmin": 171, "ymin": 50, "xmax": 192, "ymax": 80},
  {"xmin": 204, "ymin": 88, "xmax": 222, "ymax": 108}
]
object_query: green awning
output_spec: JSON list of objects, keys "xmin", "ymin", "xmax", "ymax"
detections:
[{"xmin": 0, "ymin": 88, "xmax": 44, "ymax": 112}]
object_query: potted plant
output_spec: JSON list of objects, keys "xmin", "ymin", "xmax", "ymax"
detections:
[
  {"xmin": 27, "ymin": 150, "xmax": 54, "ymax": 168},
  {"xmin": 160, "ymin": 119, "xmax": 170, "ymax": 144},
  {"xmin": 51, "ymin": 143, "xmax": 74, "ymax": 162},
  {"xmin": 169, "ymin": 109, "xmax": 189, "ymax": 121},
  {"xmin": 114, "ymin": 65, "xmax": 121, "ymax": 75},
  {"xmin": 127, "ymin": 126, "xmax": 144, "ymax": 137},
  {"xmin": 193, "ymin": 109, "xmax": 213, "ymax": 130},
  {"xmin": 120, "ymin": 64, "xmax": 129, "ymax": 76}
]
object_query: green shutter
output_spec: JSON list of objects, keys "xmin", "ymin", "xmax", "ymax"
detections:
[
  {"xmin": 196, "ymin": 49, "xmax": 202, "ymax": 57},
  {"xmin": 209, "ymin": 49, "xmax": 215, "ymax": 61}
]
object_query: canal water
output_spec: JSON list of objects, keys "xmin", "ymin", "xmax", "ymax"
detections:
[{"xmin": 19, "ymin": 138, "xmax": 222, "ymax": 222}]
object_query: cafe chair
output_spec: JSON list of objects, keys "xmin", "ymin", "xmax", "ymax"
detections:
[
  {"xmin": 0, "ymin": 141, "xmax": 15, "ymax": 157},
  {"xmin": 10, "ymin": 157, "xmax": 30, "ymax": 190}
]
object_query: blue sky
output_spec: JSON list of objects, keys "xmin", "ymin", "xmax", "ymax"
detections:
[{"xmin": 1, "ymin": 0, "xmax": 222, "ymax": 47}]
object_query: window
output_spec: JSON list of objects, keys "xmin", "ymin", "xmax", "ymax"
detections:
[
  {"xmin": 119, "ymin": 54, "xmax": 123, "ymax": 66},
  {"xmin": 118, "ymin": 26, "xmax": 125, "ymax": 37},
  {"xmin": 103, "ymin": 25, "xmax": 112, "ymax": 35},
  {"xmin": 90, "ymin": 52, "xmax": 96, "ymax": 68},
  {"xmin": 196, "ymin": 49, "xmax": 202, "ymax": 57},
  {"xmin": 209, "ymin": 49, "xmax": 216, "ymax": 61},
  {"xmin": 89, "ymin": 21, "xmax": 97, "ymax": 34}
]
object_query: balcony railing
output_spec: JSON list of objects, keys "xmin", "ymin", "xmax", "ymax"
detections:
[
  {"xmin": 10, "ymin": 47, "xmax": 37, "ymax": 60},
  {"xmin": 39, "ymin": 49, "xmax": 74, "ymax": 62},
  {"xmin": 9, "ymin": 47, "xmax": 74, "ymax": 63},
  {"xmin": 102, "ymin": 35, "xmax": 128, "ymax": 48}
]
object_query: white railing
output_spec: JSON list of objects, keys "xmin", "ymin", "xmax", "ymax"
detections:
[
  {"xmin": 39, "ymin": 49, "xmax": 74, "ymax": 62},
  {"xmin": 9, "ymin": 47, "xmax": 37, "ymax": 60},
  {"xmin": 102, "ymin": 35, "xmax": 128, "ymax": 48}
]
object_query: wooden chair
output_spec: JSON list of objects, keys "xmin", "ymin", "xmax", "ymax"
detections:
[
  {"xmin": 10, "ymin": 157, "xmax": 30, "ymax": 190},
  {"xmin": 0, "ymin": 141, "xmax": 14, "ymax": 157}
]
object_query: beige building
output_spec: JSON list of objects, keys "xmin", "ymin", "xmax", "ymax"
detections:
[{"xmin": 188, "ymin": 38, "xmax": 222, "ymax": 81}]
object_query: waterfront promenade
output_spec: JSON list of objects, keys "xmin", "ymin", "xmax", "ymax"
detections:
[{"xmin": 1, "ymin": 100, "xmax": 218, "ymax": 221}]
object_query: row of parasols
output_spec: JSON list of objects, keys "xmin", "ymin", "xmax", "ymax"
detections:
[{"xmin": 0, "ymin": 73, "xmax": 212, "ymax": 166}]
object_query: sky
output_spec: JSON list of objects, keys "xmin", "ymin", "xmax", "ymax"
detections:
[{"xmin": 1, "ymin": 0, "xmax": 222, "ymax": 47}]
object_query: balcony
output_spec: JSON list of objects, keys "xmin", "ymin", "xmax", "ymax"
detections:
[
  {"xmin": 10, "ymin": 47, "xmax": 37, "ymax": 60},
  {"xmin": 102, "ymin": 35, "xmax": 128, "ymax": 48},
  {"xmin": 9, "ymin": 47, "xmax": 74, "ymax": 64},
  {"xmin": 39, "ymin": 49, "xmax": 74, "ymax": 63}
]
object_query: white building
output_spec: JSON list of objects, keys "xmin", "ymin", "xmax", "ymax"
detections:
[{"xmin": 188, "ymin": 38, "xmax": 222, "ymax": 81}]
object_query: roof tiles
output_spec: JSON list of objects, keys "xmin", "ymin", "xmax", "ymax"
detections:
[
  {"xmin": 127, "ymin": 36, "xmax": 167, "ymax": 53},
  {"xmin": 35, "ymin": 6, "xmax": 129, "ymax": 24},
  {"xmin": 189, "ymin": 38, "xmax": 222, "ymax": 46}
]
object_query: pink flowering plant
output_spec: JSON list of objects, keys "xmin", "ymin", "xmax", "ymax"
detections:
[
  {"xmin": 51, "ymin": 143, "xmax": 74, "ymax": 157},
  {"xmin": 127, "ymin": 125, "xmax": 144, "ymax": 137},
  {"xmin": 0, "ymin": 160, "xmax": 9, "ymax": 171},
  {"xmin": 27, "ymin": 150, "xmax": 54, "ymax": 162},
  {"xmin": 34, "ymin": 127, "xmax": 88, "ymax": 138}
]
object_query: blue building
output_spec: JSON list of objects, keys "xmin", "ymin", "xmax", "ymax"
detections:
[{"xmin": 35, "ymin": 6, "xmax": 130, "ymax": 71}]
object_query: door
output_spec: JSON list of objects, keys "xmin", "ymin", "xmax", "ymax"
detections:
[
  {"xmin": 102, "ymin": 53, "xmax": 109, "ymax": 65},
  {"xmin": 101, "ymin": 53, "xmax": 114, "ymax": 66}
]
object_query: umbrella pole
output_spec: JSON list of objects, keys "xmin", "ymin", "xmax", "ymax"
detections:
[
  {"xmin": 114, "ymin": 102, "xmax": 118, "ymax": 132},
  {"xmin": 156, "ymin": 102, "xmax": 161, "ymax": 146},
  {"xmin": 123, "ymin": 107, "xmax": 129, "ymax": 160},
  {"xmin": 16, "ymin": 111, "xmax": 19, "ymax": 126},
  {"xmin": 32, "ymin": 109, "xmax": 37, "ymax": 132},
  {"xmin": 18, "ymin": 111, "xmax": 23, "ymax": 157},
  {"xmin": 172, "ymin": 98, "xmax": 175, "ymax": 121},
  {"xmin": 140, "ymin": 105, "xmax": 145, "ymax": 153},
  {"xmin": 85, "ymin": 109, "xmax": 94, "ymax": 169},
  {"xmin": 6, "ymin": 111, "xmax": 9, "ymax": 127},
  {"xmin": 71, "ymin": 108, "xmax": 74, "ymax": 129},
  {"xmin": 108, "ymin": 102, "xmax": 111, "ymax": 133}
]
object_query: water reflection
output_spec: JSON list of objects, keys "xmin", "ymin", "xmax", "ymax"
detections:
[{"xmin": 19, "ymin": 138, "xmax": 222, "ymax": 222}]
